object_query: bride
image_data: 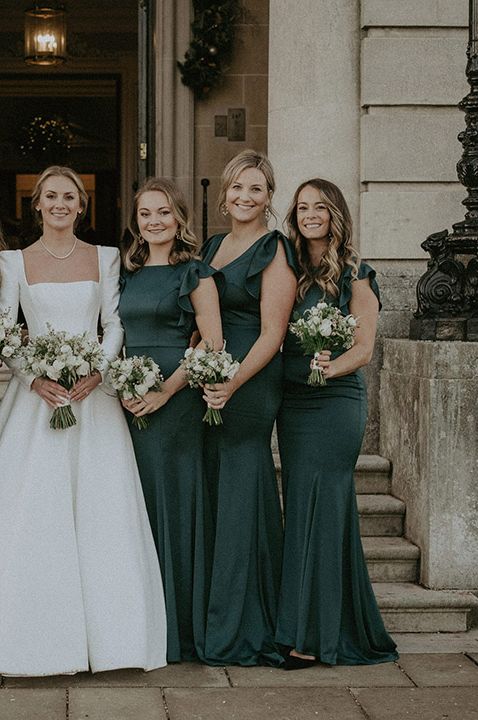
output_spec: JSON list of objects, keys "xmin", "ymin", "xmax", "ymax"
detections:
[{"xmin": 0, "ymin": 166, "xmax": 167, "ymax": 676}]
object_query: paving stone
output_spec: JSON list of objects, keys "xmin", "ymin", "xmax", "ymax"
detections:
[
  {"xmin": 352, "ymin": 687, "xmax": 478, "ymax": 720},
  {"xmin": 69, "ymin": 687, "xmax": 166, "ymax": 720},
  {"xmin": 393, "ymin": 630, "xmax": 478, "ymax": 654},
  {"xmin": 397, "ymin": 653, "xmax": 478, "ymax": 687},
  {"xmin": 227, "ymin": 662, "xmax": 411, "ymax": 687},
  {"xmin": 165, "ymin": 687, "xmax": 364, "ymax": 720},
  {"xmin": 0, "ymin": 689, "xmax": 66, "ymax": 720},
  {"xmin": 4, "ymin": 663, "xmax": 228, "ymax": 689}
]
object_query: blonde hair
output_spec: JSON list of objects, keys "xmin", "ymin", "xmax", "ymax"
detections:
[
  {"xmin": 124, "ymin": 177, "xmax": 199, "ymax": 271},
  {"xmin": 31, "ymin": 166, "xmax": 88, "ymax": 229},
  {"xmin": 217, "ymin": 148, "xmax": 276, "ymax": 218},
  {"xmin": 286, "ymin": 178, "xmax": 359, "ymax": 301}
]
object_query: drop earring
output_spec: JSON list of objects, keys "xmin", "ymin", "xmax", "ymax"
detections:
[
  {"xmin": 264, "ymin": 206, "xmax": 271, "ymax": 221},
  {"xmin": 175, "ymin": 230, "xmax": 181, "ymax": 240},
  {"xmin": 221, "ymin": 203, "xmax": 229, "ymax": 217}
]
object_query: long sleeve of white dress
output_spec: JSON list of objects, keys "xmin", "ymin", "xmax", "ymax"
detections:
[
  {"xmin": 0, "ymin": 250, "xmax": 35, "ymax": 390},
  {"xmin": 98, "ymin": 247, "xmax": 124, "ymax": 380}
]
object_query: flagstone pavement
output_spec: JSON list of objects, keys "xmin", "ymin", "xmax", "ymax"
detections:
[{"xmin": 1, "ymin": 632, "xmax": 478, "ymax": 720}]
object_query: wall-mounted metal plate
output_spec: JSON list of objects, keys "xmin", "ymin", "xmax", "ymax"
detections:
[
  {"xmin": 214, "ymin": 115, "xmax": 228, "ymax": 137},
  {"xmin": 227, "ymin": 108, "xmax": 246, "ymax": 141}
]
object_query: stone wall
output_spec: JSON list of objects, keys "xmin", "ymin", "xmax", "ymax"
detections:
[
  {"xmin": 193, "ymin": 0, "xmax": 269, "ymax": 237},
  {"xmin": 381, "ymin": 339, "xmax": 478, "ymax": 589},
  {"xmin": 360, "ymin": 0, "xmax": 468, "ymax": 451}
]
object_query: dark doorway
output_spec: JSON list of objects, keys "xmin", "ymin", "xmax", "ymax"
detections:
[{"xmin": 0, "ymin": 74, "xmax": 120, "ymax": 247}]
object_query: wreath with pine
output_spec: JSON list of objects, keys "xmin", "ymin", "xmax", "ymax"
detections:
[{"xmin": 178, "ymin": 1, "xmax": 241, "ymax": 99}]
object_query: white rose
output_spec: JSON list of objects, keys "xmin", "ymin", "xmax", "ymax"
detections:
[
  {"xmin": 134, "ymin": 383, "xmax": 148, "ymax": 396},
  {"xmin": 1, "ymin": 345, "xmax": 14, "ymax": 358},
  {"xmin": 316, "ymin": 302, "xmax": 328, "ymax": 310},
  {"xmin": 122, "ymin": 390, "xmax": 133, "ymax": 400},
  {"xmin": 347, "ymin": 315, "xmax": 357, "ymax": 327},
  {"xmin": 76, "ymin": 361, "xmax": 90, "ymax": 376},
  {"xmin": 318, "ymin": 319, "xmax": 333, "ymax": 337},
  {"xmin": 52, "ymin": 359, "xmax": 66, "ymax": 371},
  {"xmin": 46, "ymin": 367, "xmax": 61, "ymax": 380},
  {"xmin": 0, "ymin": 327, "xmax": 5, "ymax": 341}
]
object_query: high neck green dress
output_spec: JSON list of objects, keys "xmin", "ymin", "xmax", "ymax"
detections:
[
  {"xmin": 200, "ymin": 230, "xmax": 296, "ymax": 666},
  {"xmin": 119, "ymin": 260, "xmax": 217, "ymax": 663},
  {"xmin": 275, "ymin": 262, "xmax": 398, "ymax": 665}
]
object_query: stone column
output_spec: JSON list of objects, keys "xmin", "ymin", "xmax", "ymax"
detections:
[
  {"xmin": 154, "ymin": 0, "xmax": 195, "ymax": 205},
  {"xmin": 380, "ymin": 338, "xmax": 478, "ymax": 590},
  {"xmin": 268, "ymin": 0, "xmax": 361, "ymax": 227}
]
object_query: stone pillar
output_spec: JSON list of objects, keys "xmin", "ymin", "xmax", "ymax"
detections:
[
  {"xmin": 380, "ymin": 338, "xmax": 478, "ymax": 590},
  {"xmin": 154, "ymin": 0, "xmax": 195, "ymax": 204},
  {"xmin": 268, "ymin": 0, "xmax": 361, "ymax": 227}
]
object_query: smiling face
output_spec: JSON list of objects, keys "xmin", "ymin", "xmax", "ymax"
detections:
[
  {"xmin": 225, "ymin": 167, "xmax": 270, "ymax": 224},
  {"xmin": 36, "ymin": 175, "xmax": 82, "ymax": 234},
  {"xmin": 296, "ymin": 184, "xmax": 331, "ymax": 241},
  {"xmin": 137, "ymin": 190, "xmax": 179, "ymax": 247}
]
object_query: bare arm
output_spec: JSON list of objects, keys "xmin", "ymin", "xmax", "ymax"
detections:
[
  {"xmin": 126, "ymin": 276, "xmax": 223, "ymax": 416},
  {"xmin": 204, "ymin": 242, "xmax": 297, "ymax": 409},
  {"xmin": 318, "ymin": 277, "xmax": 379, "ymax": 380}
]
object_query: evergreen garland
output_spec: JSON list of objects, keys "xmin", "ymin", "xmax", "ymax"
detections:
[{"xmin": 178, "ymin": 1, "xmax": 240, "ymax": 100}]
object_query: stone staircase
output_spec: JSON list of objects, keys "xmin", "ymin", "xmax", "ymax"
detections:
[{"xmin": 275, "ymin": 453, "xmax": 478, "ymax": 633}]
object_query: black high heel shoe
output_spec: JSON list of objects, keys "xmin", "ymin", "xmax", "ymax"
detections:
[{"xmin": 283, "ymin": 650, "xmax": 316, "ymax": 671}]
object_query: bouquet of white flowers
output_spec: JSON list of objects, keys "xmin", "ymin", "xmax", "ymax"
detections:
[
  {"xmin": 0, "ymin": 308, "xmax": 23, "ymax": 360},
  {"xmin": 107, "ymin": 355, "xmax": 164, "ymax": 430},
  {"xmin": 20, "ymin": 325, "xmax": 104, "ymax": 429},
  {"xmin": 180, "ymin": 345, "xmax": 240, "ymax": 426},
  {"xmin": 289, "ymin": 302, "xmax": 358, "ymax": 386}
]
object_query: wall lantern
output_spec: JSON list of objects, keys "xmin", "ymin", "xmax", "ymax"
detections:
[{"xmin": 24, "ymin": 3, "xmax": 67, "ymax": 66}]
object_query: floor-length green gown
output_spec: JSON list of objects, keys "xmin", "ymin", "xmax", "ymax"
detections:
[
  {"xmin": 200, "ymin": 230, "xmax": 296, "ymax": 666},
  {"xmin": 275, "ymin": 262, "xmax": 398, "ymax": 665},
  {"xmin": 119, "ymin": 260, "xmax": 217, "ymax": 662}
]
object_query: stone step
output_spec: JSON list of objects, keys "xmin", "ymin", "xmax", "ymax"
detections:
[
  {"xmin": 374, "ymin": 582, "xmax": 478, "ymax": 633},
  {"xmin": 273, "ymin": 454, "xmax": 392, "ymax": 495},
  {"xmin": 358, "ymin": 494, "xmax": 405, "ymax": 537},
  {"xmin": 354, "ymin": 454, "xmax": 391, "ymax": 494},
  {"xmin": 363, "ymin": 537, "xmax": 419, "ymax": 582}
]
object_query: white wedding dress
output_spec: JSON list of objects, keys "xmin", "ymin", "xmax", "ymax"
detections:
[{"xmin": 0, "ymin": 247, "xmax": 167, "ymax": 676}]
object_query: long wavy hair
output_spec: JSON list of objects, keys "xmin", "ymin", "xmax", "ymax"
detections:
[
  {"xmin": 217, "ymin": 148, "xmax": 276, "ymax": 219},
  {"xmin": 31, "ymin": 166, "xmax": 88, "ymax": 230},
  {"xmin": 286, "ymin": 178, "xmax": 359, "ymax": 301},
  {"xmin": 123, "ymin": 178, "xmax": 199, "ymax": 271},
  {"xmin": 0, "ymin": 221, "xmax": 6, "ymax": 251}
]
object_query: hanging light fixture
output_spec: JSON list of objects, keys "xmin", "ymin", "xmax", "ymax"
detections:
[{"xmin": 24, "ymin": 3, "xmax": 67, "ymax": 66}]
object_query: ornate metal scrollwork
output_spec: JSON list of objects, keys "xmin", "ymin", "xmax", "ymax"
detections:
[
  {"xmin": 415, "ymin": 231, "xmax": 467, "ymax": 318},
  {"xmin": 412, "ymin": 6, "xmax": 478, "ymax": 339}
]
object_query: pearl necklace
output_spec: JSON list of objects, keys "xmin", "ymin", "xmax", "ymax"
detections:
[{"xmin": 39, "ymin": 236, "xmax": 78, "ymax": 260}]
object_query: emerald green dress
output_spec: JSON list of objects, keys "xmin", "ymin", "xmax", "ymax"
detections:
[
  {"xmin": 201, "ymin": 230, "xmax": 296, "ymax": 666},
  {"xmin": 119, "ymin": 260, "xmax": 216, "ymax": 663},
  {"xmin": 275, "ymin": 263, "xmax": 398, "ymax": 665}
]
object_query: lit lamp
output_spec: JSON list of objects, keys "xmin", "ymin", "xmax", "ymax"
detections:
[{"xmin": 24, "ymin": 3, "xmax": 67, "ymax": 66}]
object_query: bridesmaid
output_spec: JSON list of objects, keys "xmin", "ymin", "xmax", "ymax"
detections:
[
  {"xmin": 119, "ymin": 178, "xmax": 223, "ymax": 662},
  {"xmin": 201, "ymin": 149, "xmax": 297, "ymax": 665},
  {"xmin": 275, "ymin": 178, "xmax": 398, "ymax": 668}
]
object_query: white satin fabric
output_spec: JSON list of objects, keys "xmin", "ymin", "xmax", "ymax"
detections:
[{"xmin": 0, "ymin": 248, "xmax": 167, "ymax": 676}]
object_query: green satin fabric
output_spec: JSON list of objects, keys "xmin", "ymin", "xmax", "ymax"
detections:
[
  {"xmin": 119, "ymin": 260, "xmax": 216, "ymax": 662},
  {"xmin": 200, "ymin": 231, "xmax": 296, "ymax": 666},
  {"xmin": 276, "ymin": 263, "xmax": 398, "ymax": 665}
]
